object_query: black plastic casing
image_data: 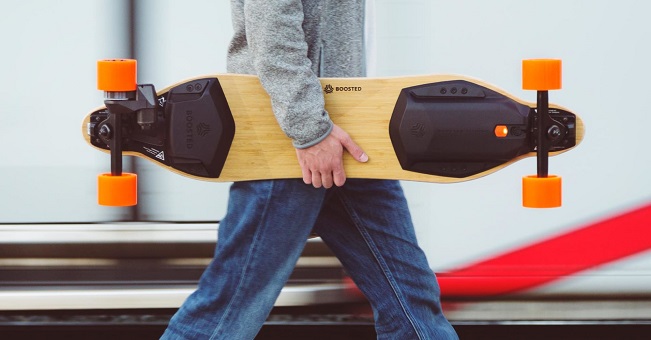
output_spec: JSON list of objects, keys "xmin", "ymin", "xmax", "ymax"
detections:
[
  {"xmin": 164, "ymin": 78, "xmax": 235, "ymax": 177},
  {"xmin": 390, "ymin": 80, "xmax": 536, "ymax": 178}
]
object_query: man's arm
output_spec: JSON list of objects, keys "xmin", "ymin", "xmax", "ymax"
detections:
[
  {"xmin": 241, "ymin": 0, "xmax": 329, "ymax": 148},
  {"xmin": 239, "ymin": 0, "xmax": 367, "ymax": 188}
]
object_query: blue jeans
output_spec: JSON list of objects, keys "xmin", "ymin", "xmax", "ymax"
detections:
[{"xmin": 161, "ymin": 179, "xmax": 458, "ymax": 339}]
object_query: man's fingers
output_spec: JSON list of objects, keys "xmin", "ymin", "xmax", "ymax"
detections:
[
  {"xmin": 295, "ymin": 124, "xmax": 365, "ymax": 189},
  {"xmin": 321, "ymin": 171, "xmax": 334, "ymax": 189},
  {"xmin": 333, "ymin": 164, "xmax": 346, "ymax": 187},
  {"xmin": 335, "ymin": 127, "xmax": 368, "ymax": 163},
  {"xmin": 345, "ymin": 139, "xmax": 369, "ymax": 163},
  {"xmin": 311, "ymin": 171, "xmax": 322, "ymax": 188},
  {"xmin": 301, "ymin": 167, "xmax": 312, "ymax": 185}
]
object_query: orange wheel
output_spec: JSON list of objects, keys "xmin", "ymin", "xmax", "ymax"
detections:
[
  {"xmin": 522, "ymin": 175, "xmax": 562, "ymax": 208},
  {"xmin": 97, "ymin": 59, "xmax": 137, "ymax": 92},
  {"xmin": 98, "ymin": 173, "xmax": 138, "ymax": 206},
  {"xmin": 522, "ymin": 59, "xmax": 562, "ymax": 91}
]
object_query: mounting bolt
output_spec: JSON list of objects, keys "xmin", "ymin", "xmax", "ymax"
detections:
[
  {"xmin": 99, "ymin": 125, "xmax": 112, "ymax": 139},
  {"xmin": 547, "ymin": 125, "xmax": 562, "ymax": 140}
]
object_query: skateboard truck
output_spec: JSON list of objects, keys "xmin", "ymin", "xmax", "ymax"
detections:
[
  {"xmin": 522, "ymin": 59, "xmax": 563, "ymax": 208},
  {"xmin": 95, "ymin": 59, "xmax": 146, "ymax": 206},
  {"xmin": 92, "ymin": 59, "xmax": 236, "ymax": 206}
]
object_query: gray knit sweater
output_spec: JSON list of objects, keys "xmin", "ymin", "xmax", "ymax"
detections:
[{"xmin": 227, "ymin": 0, "xmax": 365, "ymax": 148}]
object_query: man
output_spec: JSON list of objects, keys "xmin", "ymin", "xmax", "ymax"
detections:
[{"xmin": 162, "ymin": 1, "xmax": 458, "ymax": 339}]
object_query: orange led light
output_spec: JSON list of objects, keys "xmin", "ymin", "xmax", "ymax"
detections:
[{"xmin": 494, "ymin": 125, "xmax": 508, "ymax": 138}]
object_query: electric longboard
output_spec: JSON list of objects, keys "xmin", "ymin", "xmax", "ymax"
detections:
[{"xmin": 83, "ymin": 59, "xmax": 583, "ymax": 207}]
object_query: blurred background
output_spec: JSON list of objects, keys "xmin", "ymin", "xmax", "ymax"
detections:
[{"xmin": 1, "ymin": 0, "xmax": 651, "ymax": 337}]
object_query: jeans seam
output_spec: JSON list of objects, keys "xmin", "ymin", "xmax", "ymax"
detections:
[
  {"xmin": 336, "ymin": 190, "xmax": 424, "ymax": 340},
  {"xmin": 208, "ymin": 181, "xmax": 275, "ymax": 340}
]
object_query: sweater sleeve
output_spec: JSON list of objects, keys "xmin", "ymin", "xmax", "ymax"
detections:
[{"xmin": 241, "ymin": 0, "xmax": 333, "ymax": 148}]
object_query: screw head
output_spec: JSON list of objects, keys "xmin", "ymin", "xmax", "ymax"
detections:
[
  {"xmin": 548, "ymin": 125, "xmax": 562, "ymax": 140},
  {"xmin": 99, "ymin": 125, "xmax": 112, "ymax": 139}
]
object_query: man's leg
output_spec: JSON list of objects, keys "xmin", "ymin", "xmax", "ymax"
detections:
[
  {"xmin": 314, "ymin": 179, "xmax": 458, "ymax": 340},
  {"xmin": 162, "ymin": 179, "xmax": 325, "ymax": 340}
]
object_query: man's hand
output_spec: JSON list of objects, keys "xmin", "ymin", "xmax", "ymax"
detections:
[{"xmin": 295, "ymin": 124, "xmax": 368, "ymax": 188}]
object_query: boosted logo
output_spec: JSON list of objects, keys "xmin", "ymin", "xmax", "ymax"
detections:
[
  {"xmin": 410, "ymin": 122, "xmax": 426, "ymax": 138},
  {"xmin": 186, "ymin": 111, "xmax": 194, "ymax": 149},
  {"xmin": 323, "ymin": 84, "xmax": 361, "ymax": 94},
  {"xmin": 197, "ymin": 123, "xmax": 211, "ymax": 137},
  {"xmin": 186, "ymin": 110, "xmax": 210, "ymax": 150}
]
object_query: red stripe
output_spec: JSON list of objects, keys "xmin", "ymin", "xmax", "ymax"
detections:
[{"xmin": 437, "ymin": 202, "xmax": 651, "ymax": 297}]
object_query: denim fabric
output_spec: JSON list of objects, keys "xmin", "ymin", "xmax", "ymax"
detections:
[{"xmin": 161, "ymin": 179, "xmax": 458, "ymax": 340}]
